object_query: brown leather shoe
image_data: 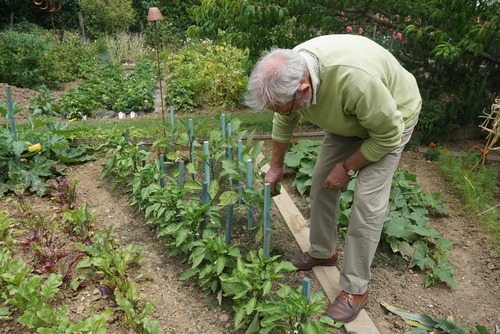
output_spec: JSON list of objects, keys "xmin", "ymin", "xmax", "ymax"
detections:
[
  {"xmin": 290, "ymin": 250, "xmax": 338, "ymax": 271},
  {"xmin": 326, "ymin": 290, "xmax": 369, "ymax": 323}
]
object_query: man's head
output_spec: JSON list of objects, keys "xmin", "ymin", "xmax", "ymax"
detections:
[{"xmin": 245, "ymin": 49, "xmax": 312, "ymax": 115}]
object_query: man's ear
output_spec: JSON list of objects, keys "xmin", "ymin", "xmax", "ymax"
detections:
[{"xmin": 298, "ymin": 81, "xmax": 312, "ymax": 95}]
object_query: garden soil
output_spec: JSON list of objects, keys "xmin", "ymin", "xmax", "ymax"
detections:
[{"xmin": 1, "ymin": 83, "xmax": 499, "ymax": 333}]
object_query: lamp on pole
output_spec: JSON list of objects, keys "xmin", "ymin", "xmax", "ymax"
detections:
[{"xmin": 147, "ymin": 7, "xmax": 166, "ymax": 132}]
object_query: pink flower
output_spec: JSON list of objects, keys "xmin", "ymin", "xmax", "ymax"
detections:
[
  {"xmin": 393, "ymin": 32, "xmax": 403, "ymax": 40},
  {"xmin": 346, "ymin": 26, "xmax": 353, "ymax": 33},
  {"xmin": 358, "ymin": 27, "xmax": 364, "ymax": 34}
]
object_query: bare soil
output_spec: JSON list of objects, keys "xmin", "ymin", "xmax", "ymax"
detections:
[{"xmin": 1, "ymin": 83, "xmax": 499, "ymax": 333}]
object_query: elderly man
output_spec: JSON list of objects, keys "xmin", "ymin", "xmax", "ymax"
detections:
[{"xmin": 245, "ymin": 34, "xmax": 421, "ymax": 323}]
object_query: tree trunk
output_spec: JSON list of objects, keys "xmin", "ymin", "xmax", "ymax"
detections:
[
  {"xmin": 9, "ymin": 12, "xmax": 14, "ymax": 25},
  {"xmin": 77, "ymin": 11, "xmax": 86, "ymax": 43}
]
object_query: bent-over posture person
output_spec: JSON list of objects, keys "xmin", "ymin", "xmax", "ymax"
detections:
[{"xmin": 245, "ymin": 34, "xmax": 421, "ymax": 323}]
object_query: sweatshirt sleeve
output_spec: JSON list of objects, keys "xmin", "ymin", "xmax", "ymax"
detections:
[
  {"xmin": 351, "ymin": 76, "xmax": 405, "ymax": 162},
  {"xmin": 271, "ymin": 112, "xmax": 301, "ymax": 143}
]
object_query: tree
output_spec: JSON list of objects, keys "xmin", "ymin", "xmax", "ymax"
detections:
[
  {"xmin": 188, "ymin": 0, "xmax": 499, "ymax": 140},
  {"xmin": 79, "ymin": 0, "xmax": 135, "ymax": 38}
]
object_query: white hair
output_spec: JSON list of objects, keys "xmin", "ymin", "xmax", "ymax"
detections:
[{"xmin": 245, "ymin": 49, "xmax": 308, "ymax": 111}]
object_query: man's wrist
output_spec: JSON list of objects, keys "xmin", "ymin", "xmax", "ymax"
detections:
[{"xmin": 342, "ymin": 161, "xmax": 356, "ymax": 176}]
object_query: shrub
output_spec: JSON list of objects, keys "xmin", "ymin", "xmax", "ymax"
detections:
[
  {"xmin": 163, "ymin": 39, "xmax": 249, "ymax": 112},
  {"xmin": 0, "ymin": 30, "xmax": 60, "ymax": 89},
  {"xmin": 0, "ymin": 30, "xmax": 99, "ymax": 90}
]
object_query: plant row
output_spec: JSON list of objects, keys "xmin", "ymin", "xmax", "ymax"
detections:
[
  {"xmin": 98, "ymin": 118, "xmax": 343, "ymax": 333},
  {"xmin": 284, "ymin": 139, "xmax": 456, "ymax": 288},
  {"xmin": 0, "ymin": 180, "xmax": 160, "ymax": 333}
]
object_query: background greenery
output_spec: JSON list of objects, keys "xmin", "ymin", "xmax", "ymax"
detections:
[{"xmin": 0, "ymin": 0, "xmax": 498, "ymax": 141}]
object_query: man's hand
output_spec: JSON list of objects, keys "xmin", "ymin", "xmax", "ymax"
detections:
[
  {"xmin": 324, "ymin": 163, "xmax": 351, "ymax": 191},
  {"xmin": 264, "ymin": 166, "xmax": 284, "ymax": 195}
]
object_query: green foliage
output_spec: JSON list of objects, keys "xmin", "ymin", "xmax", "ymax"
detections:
[
  {"xmin": 0, "ymin": 30, "xmax": 60, "ymax": 89},
  {"xmin": 29, "ymin": 87, "xmax": 61, "ymax": 118},
  {"xmin": 104, "ymin": 32, "xmax": 150, "ymax": 64},
  {"xmin": 79, "ymin": 0, "xmax": 135, "ymax": 38},
  {"xmin": 284, "ymin": 140, "xmax": 454, "ymax": 287},
  {"xmin": 284, "ymin": 139, "xmax": 322, "ymax": 195},
  {"xmin": 220, "ymin": 250, "xmax": 296, "ymax": 330},
  {"xmin": 163, "ymin": 39, "xmax": 249, "ymax": 112},
  {"xmin": 98, "ymin": 117, "xmax": 337, "ymax": 333},
  {"xmin": 381, "ymin": 301, "xmax": 491, "ymax": 334},
  {"xmin": 252, "ymin": 284, "xmax": 341, "ymax": 334},
  {"xmin": 60, "ymin": 62, "xmax": 156, "ymax": 118},
  {"xmin": 435, "ymin": 150, "xmax": 499, "ymax": 245},
  {"xmin": 0, "ymin": 30, "xmax": 99, "ymax": 90},
  {"xmin": 0, "ymin": 116, "xmax": 94, "ymax": 197}
]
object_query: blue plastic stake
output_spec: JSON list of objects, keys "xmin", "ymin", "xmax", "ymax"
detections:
[
  {"xmin": 227, "ymin": 123, "xmax": 233, "ymax": 159},
  {"xmin": 221, "ymin": 114, "xmax": 226, "ymax": 138},
  {"xmin": 170, "ymin": 106, "xmax": 175, "ymax": 131},
  {"xmin": 204, "ymin": 141, "xmax": 210, "ymax": 184},
  {"xmin": 225, "ymin": 203, "xmax": 234, "ymax": 245},
  {"xmin": 6, "ymin": 85, "xmax": 19, "ymax": 164},
  {"xmin": 188, "ymin": 119, "xmax": 194, "ymax": 162},
  {"xmin": 5, "ymin": 85, "xmax": 18, "ymax": 140},
  {"xmin": 237, "ymin": 139, "xmax": 243, "ymax": 204},
  {"xmin": 159, "ymin": 153, "xmax": 165, "ymax": 187},
  {"xmin": 263, "ymin": 183, "xmax": 272, "ymax": 258},
  {"xmin": 201, "ymin": 181, "xmax": 210, "ymax": 231},
  {"xmin": 246, "ymin": 159, "xmax": 254, "ymax": 229},
  {"xmin": 300, "ymin": 278, "xmax": 311, "ymax": 329},
  {"xmin": 169, "ymin": 106, "xmax": 175, "ymax": 150},
  {"xmin": 178, "ymin": 160, "xmax": 185, "ymax": 186},
  {"xmin": 227, "ymin": 123, "xmax": 233, "ymax": 186},
  {"xmin": 141, "ymin": 145, "xmax": 146, "ymax": 167}
]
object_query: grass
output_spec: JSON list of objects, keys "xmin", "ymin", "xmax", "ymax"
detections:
[
  {"xmin": 59, "ymin": 110, "xmax": 319, "ymax": 139},
  {"xmin": 435, "ymin": 149, "xmax": 500, "ymax": 248}
]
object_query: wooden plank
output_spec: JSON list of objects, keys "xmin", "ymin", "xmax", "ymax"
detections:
[{"xmin": 259, "ymin": 154, "xmax": 381, "ymax": 334}]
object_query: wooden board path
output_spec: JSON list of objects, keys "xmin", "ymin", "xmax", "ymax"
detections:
[{"xmin": 260, "ymin": 156, "xmax": 381, "ymax": 334}]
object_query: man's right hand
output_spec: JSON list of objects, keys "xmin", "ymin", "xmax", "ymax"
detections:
[{"xmin": 264, "ymin": 166, "xmax": 284, "ymax": 195}]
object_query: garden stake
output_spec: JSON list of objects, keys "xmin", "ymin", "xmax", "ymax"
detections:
[
  {"xmin": 188, "ymin": 118, "xmax": 195, "ymax": 180},
  {"xmin": 300, "ymin": 278, "xmax": 311, "ymax": 332},
  {"xmin": 170, "ymin": 106, "xmax": 175, "ymax": 150},
  {"xmin": 263, "ymin": 183, "xmax": 271, "ymax": 258},
  {"xmin": 204, "ymin": 141, "xmax": 210, "ymax": 184},
  {"xmin": 225, "ymin": 203, "xmax": 234, "ymax": 245},
  {"xmin": 237, "ymin": 139, "xmax": 243, "ymax": 204},
  {"xmin": 159, "ymin": 153, "xmax": 165, "ymax": 187},
  {"xmin": 5, "ymin": 85, "xmax": 18, "ymax": 140},
  {"xmin": 227, "ymin": 123, "xmax": 233, "ymax": 186},
  {"xmin": 221, "ymin": 114, "xmax": 226, "ymax": 138},
  {"xmin": 178, "ymin": 161, "xmax": 185, "ymax": 187},
  {"xmin": 6, "ymin": 85, "xmax": 20, "ymax": 164},
  {"xmin": 201, "ymin": 182, "xmax": 210, "ymax": 231},
  {"xmin": 246, "ymin": 159, "xmax": 254, "ymax": 229},
  {"xmin": 141, "ymin": 145, "xmax": 146, "ymax": 167},
  {"xmin": 221, "ymin": 114, "xmax": 226, "ymax": 160},
  {"xmin": 147, "ymin": 7, "xmax": 166, "ymax": 137}
]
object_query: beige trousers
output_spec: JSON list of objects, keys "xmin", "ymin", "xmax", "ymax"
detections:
[{"xmin": 308, "ymin": 124, "xmax": 415, "ymax": 295}]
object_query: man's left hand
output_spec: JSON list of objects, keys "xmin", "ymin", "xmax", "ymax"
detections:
[{"xmin": 324, "ymin": 163, "xmax": 351, "ymax": 191}]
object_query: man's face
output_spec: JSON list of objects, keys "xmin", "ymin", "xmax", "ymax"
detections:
[{"xmin": 272, "ymin": 91, "xmax": 311, "ymax": 116}]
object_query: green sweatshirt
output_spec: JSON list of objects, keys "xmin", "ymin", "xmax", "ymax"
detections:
[{"xmin": 272, "ymin": 35, "xmax": 421, "ymax": 162}]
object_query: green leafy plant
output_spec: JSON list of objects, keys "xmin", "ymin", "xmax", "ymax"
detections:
[
  {"xmin": 252, "ymin": 284, "xmax": 341, "ymax": 334},
  {"xmin": 381, "ymin": 301, "xmax": 491, "ymax": 333},
  {"xmin": 284, "ymin": 139, "xmax": 322, "ymax": 195},
  {"xmin": 0, "ymin": 116, "xmax": 94, "ymax": 197},
  {"xmin": 220, "ymin": 250, "xmax": 297, "ymax": 331},
  {"xmin": 63, "ymin": 202, "xmax": 99, "ymax": 244},
  {"xmin": 163, "ymin": 39, "xmax": 249, "ymax": 112}
]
